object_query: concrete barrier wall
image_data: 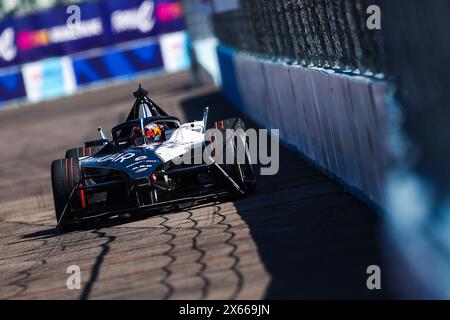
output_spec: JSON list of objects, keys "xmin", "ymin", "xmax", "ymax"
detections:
[{"xmin": 218, "ymin": 45, "xmax": 392, "ymax": 208}]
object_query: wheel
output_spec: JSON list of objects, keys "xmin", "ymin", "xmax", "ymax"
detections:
[
  {"xmin": 51, "ymin": 158, "xmax": 83, "ymax": 232},
  {"xmin": 213, "ymin": 118, "xmax": 257, "ymax": 195},
  {"xmin": 65, "ymin": 146, "xmax": 101, "ymax": 159}
]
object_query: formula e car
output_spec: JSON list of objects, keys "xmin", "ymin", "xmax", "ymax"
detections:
[{"xmin": 51, "ymin": 85, "xmax": 256, "ymax": 232}]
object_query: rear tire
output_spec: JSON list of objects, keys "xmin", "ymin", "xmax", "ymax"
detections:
[{"xmin": 51, "ymin": 158, "xmax": 82, "ymax": 232}]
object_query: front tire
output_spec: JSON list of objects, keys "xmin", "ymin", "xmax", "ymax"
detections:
[
  {"xmin": 51, "ymin": 158, "xmax": 82, "ymax": 232},
  {"xmin": 214, "ymin": 118, "xmax": 257, "ymax": 195}
]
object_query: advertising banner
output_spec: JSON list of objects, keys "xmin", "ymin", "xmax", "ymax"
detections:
[
  {"xmin": 0, "ymin": 0, "xmax": 184, "ymax": 69},
  {"xmin": 72, "ymin": 40, "xmax": 164, "ymax": 86},
  {"xmin": 22, "ymin": 56, "xmax": 77, "ymax": 102}
]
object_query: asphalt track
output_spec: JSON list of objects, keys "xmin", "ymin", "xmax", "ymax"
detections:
[{"xmin": 0, "ymin": 72, "xmax": 389, "ymax": 299}]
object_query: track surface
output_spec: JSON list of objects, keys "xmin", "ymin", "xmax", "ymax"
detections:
[{"xmin": 0, "ymin": 72, "xmax": 388, "ymax": 299}]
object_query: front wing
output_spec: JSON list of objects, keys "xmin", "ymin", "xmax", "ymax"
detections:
[{"xmin": 57, "ymin": 162, "xmax": 244, "ymax": 227}]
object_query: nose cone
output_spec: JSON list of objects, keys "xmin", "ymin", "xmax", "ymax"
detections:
[
  {"xmin": 125, "ymin": 147, "xmax": 163, "ymax": 180},
  {"xmin": 80, "ymin": 146, "xmax": 164, "ymax": 181}
]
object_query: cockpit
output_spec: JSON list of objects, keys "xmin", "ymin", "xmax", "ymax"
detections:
[
  {"xmin": 109, "ymin": 85, "xmax": 183, "ymax": 147},
  {"xmin": 131, "ymin": 122, "xmax": 165, "ymax": 146}
]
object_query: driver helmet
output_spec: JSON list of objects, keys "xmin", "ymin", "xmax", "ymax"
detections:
[{"xmin": 144, "ymin": 123, "xmax": 164, "ymax": 143}]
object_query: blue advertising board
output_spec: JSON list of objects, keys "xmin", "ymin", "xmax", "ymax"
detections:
[
  {"xmin": 72, "ymin": 40, "xmax": 164, "ymax": 86},
  {"xmin": 0, "ymin": 0, "xmax": 184, "ymax": 69},
  {"xmin": 0, "ymin": 68, "xmax": 26, "ymax": 106}
]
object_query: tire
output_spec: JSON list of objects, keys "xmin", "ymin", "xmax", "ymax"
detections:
[
  {"xmin": 51, "ymin": 158, "xmax": 82, "ymax": 232},
  {"xmin": 213, "ymin": 118, "xmax": 257, "ymax": 195},
  {"xmin": 65, "ymin": 146, "xmax": 100, "ymax": 159}
]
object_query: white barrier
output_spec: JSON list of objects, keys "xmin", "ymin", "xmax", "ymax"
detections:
[{"xmin": 232, "ymin": 52, "xmax": 391, "ymax": 207}]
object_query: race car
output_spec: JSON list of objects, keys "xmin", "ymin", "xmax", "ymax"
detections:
[{"xmin": 51, "ymin": 85, "xmax": 256, "ymax": 232}]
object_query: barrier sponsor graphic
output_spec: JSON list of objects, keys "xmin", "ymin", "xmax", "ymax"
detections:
[
  {"xmin": 111, "ymin": 1, "xmax": 156, "ymax": 34},
  {"xmin": 0, "ymin": 0, "xmax": 184, "ymax": 69},
  {"xmin": 0, "ymin": 28, "xmax": 17, "ymax": 62},
  {"xmin": 22, "ymin": 56, "xmax": 77, "ymax": 103}
]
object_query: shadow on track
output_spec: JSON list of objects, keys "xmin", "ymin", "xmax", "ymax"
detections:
[
  {"xmin": 21, "ymin": 228, "xmax": 59, "ymax": 239},
  {"xmin": 79, "ymin": 229, "xmax": 116, "ymax": 300},
  {"xmin": 20, "ymin": 210, "xmax": 165, "ymax": 240},
  {"xmin": 15, "ymin": 88, "xmax": 394, "ymax": 299},
  {"xmin": 180, "ymin": 90, "xmax": 393, "ymax": 299}
]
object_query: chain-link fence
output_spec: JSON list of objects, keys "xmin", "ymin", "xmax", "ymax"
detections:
[{"xmin": 212, "ymin": 0, "xmax": 385, "ymax": 75}]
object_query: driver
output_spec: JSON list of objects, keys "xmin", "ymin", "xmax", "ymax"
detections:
[
  {"xmin": 131, "ymin": 123, "xmax": 165, "ymax": 146},
  {"xmin": 144, "ymin": 123, "xmax": 165, "ymax": 143}
]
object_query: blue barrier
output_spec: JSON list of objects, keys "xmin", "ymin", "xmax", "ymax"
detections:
[
  {"xmin": 73, "ymin": 40, "xmax": 164, "ymax": 86},
  {"xmin": 217, "ymin": 46, "xmax": 242, "ymax": 110},
  {"xmin": 217, "ymin": 45, "xmax": 392, "ymax": 208},
  {"xmin": 0, "ymin": 68, "xmax": 26, "ymax": 106}
]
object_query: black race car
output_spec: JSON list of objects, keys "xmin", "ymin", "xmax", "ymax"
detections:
[{"xmin": 51, "ymin": 85, "xmax": 256, "ymax": 232}]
